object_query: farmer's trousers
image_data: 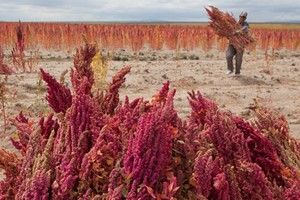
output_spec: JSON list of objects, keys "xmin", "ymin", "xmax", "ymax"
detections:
[{"xmin": 226, "ymin": 44, "xmax": 244, "ymax": 74}]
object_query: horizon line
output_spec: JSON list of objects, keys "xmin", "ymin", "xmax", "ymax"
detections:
[{"xmin": 1, "ymin": 20, "xmax": 300, "ymax": 24}]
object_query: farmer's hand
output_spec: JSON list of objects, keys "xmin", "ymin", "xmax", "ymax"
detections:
[{"xmin": 232, "ymin": 30, "xmax": 240, "ymax": 36}]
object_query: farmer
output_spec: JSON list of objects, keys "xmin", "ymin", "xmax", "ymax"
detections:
[{"xmin": 226, "ymin": 11, "xmax": 249, "ymax": 76}]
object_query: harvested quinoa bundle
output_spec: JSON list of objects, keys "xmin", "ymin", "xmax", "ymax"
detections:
[{"xmin": 205, "ymin": 6, "xmax": 255, "ymax": 52}]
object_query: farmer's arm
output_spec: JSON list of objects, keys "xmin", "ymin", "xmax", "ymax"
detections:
[
  {"xmin": 240, "ymin": 23, "xmax": 249, "ymax": 33},
  {"xmin": 234, "ymin": 23, "xmax": 249, "ymax": 34}
]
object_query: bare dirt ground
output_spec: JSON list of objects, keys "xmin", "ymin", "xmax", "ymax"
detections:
[{"xmin": 1, "ymin": 46, "xmax": 300, "ymax": 153}]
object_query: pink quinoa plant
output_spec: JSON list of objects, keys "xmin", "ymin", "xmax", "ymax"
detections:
[
  {"xmin": 0, "ymin": 42, "xmax": 299, "ymax": 200},
  {"xmin": 40, "ymin": 68, "xmax": 72, "ymax": 114},
  {"xmin": 108, "ymin": 81, "xmax": 181, "ymax": 199},
  {"xmin": 71, "ymin": 42, "xmax": 97, "ymax": 93},
  {"xmin": 189, "ymin": 90, "xmax": 300, "ymax": 199}
]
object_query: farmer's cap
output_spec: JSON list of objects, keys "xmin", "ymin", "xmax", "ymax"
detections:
[{"xmin": 240, "ymin": 11, "xmax": 248, "ymax": 18}]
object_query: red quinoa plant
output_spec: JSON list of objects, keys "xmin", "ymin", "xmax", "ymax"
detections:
[
  {"xmin": 10, "ymin": 20, "xmax": 40, "ymax": 73},
  {"xmin": 0, "ymin": 46, "xmax": 13, "ymax": 75},
  {"xmin": 0, "ymin": 42, "xmax": 299, "ymax": 199},
  {"xmin": 11, "ymin": 21, "xmax": 26, "ymax": 72}
]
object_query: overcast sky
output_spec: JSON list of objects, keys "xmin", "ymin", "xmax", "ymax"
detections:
[{"xmin": 0, "ymin": 0, "xmax": 299, "ymax": 23}]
